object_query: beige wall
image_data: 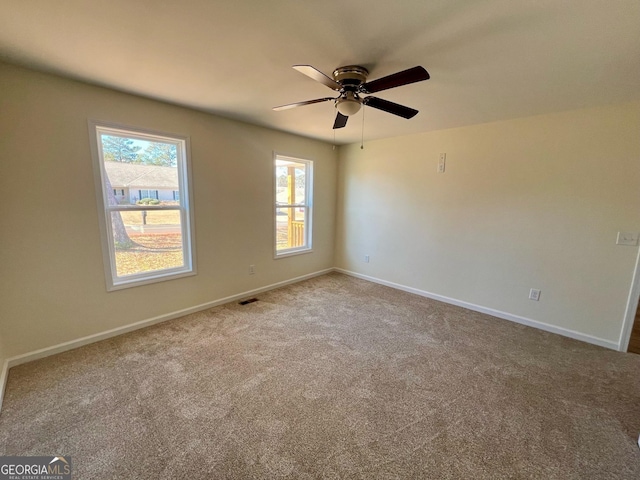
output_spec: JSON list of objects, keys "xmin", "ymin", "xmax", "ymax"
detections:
[
  {"xmin": 336, "ymin": 102, "xmax": 640, "ymax": 345},
  {"xmin": 0, "ymin": 62, "xmax": 337, "ymax": 358}
]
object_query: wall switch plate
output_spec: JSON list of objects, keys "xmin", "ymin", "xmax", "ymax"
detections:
[
  {"xmin": 249, "ymin": 265, "xmax": 255, "ymax": 275},
  {"xmin": 529, "ymin": 289, "xmax": 541, "ymax": 301},
  {"xmin": 438, "ymin": 153, "xmax": 446, "ymax": 173},
  {"xmin": 616, "ymin": 232, "xmax": 639, "ymax": 246},
  {"xmin": 364, "ymin": 255, "xmax": 370, "ymax": 263}
]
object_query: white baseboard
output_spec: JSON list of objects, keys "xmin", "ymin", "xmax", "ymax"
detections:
[
  {"xmin": 335, "ymin": 268, "xmax": 619, "ymax": 351},
  {"xmin": 0, "ymin": 268, "xmax": 333, "ymax": 412},
  {"xmin": 618, "ymin": 249, "xmax": 640, "ymax": 352},
  {"xmin": 0, "ymin": 359, "xmax": 8, "ymax": 413},
  {"xmin": 0, "ymin": 265, "xmax": 620, "ymax": 414}
]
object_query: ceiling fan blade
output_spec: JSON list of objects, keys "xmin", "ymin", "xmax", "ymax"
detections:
[
  {"xmin": 360, "ymin": 66, "xmax": 430, "ymax": 94},
  {"xmin": 333, "ymin": 112, "xmax": 348, "ymax": 129},
  {"xmin": 363, "ymin": 96, "xmax": 419, "ymax": 119},
  {"xmin": 293, "ymin": 65, "xmax": 341, "ymax": 91},
  {"xmin": 273, "ymin": 97, "xmax": 335, "ymax": 111}
]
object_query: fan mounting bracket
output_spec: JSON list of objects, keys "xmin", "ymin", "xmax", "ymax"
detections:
[{"xmin": 333, "ymin": 66, "xmax": 369, "ymax": 87}]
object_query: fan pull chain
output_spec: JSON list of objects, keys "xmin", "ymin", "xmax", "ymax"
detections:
[
  {"xmin": 360, "ymin": 106, "xmax": 365, "ymax": 149},
  {"xmin": 333, "ymin": 128, "xmax": 336, "ymax": 150}
]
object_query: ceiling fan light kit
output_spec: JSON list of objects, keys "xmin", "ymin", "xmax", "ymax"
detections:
[
  {"xmin": 336, "ymin": 92, "xmax": 362, "ymax": 116},
  {"xmin": 273, "ymin": 64, "xmax": 430, "ymax": 130}
]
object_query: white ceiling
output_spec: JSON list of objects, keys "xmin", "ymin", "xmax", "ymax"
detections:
[{"xmin": 1, "ymin": 0, "xmax": 639, "ymax": 144}]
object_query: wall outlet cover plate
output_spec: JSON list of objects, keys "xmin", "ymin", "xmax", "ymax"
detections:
[{"xmin": 616, "ymin": 232, "xmax": 639, "ymax": 246}]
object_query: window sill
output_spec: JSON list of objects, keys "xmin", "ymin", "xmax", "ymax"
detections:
[
  {"xmin": 107, "ymin": 268, "xmax": 196, "ymax": 291},
  {"xmin": 274, "ymin": 248, "xmax": 313, "ymax": 259}
]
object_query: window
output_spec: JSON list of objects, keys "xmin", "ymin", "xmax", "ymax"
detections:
[
  {"xmin": 138, "ymin": 189, "xmax": 158, "ymax": 200},
  {"xmin": 274, "ymin": 154, "xmax": 313, "ymax": 256},
  {"xmin": 90, "ymin": 121, "xmax": 195, "ymax": 290}
]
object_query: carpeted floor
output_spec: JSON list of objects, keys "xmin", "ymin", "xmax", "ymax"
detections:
[{"xmin": 1, "ymin": 272, "xmax": 639, "ymax": 479}]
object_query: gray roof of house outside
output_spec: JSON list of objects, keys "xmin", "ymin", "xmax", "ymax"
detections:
[{"xmin": 104, "ymin": 161, "xmax": 178, "ymax": 189}]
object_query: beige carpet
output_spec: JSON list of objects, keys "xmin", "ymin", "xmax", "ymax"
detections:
[{"xmin": 1, "ymin": 272, "xmax": 639, "ymax": 479}]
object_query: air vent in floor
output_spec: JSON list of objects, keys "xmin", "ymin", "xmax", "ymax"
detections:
[{"xmin": 239, "ymin": 298, "xmax": 259, "ymax": 305}]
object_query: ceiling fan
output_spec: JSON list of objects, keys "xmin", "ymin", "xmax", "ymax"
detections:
[{"xmin": 273, "ymin": 65, "xmax": 430, "ymax": 129}]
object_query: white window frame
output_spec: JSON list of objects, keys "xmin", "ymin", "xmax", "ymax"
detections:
[
  {"xmin": 89, "ymin": 120, "xmax": 196, "ymax": 290},
  {"xmin": 274, "ymin": 153, "xmax": 313, "ymax": 258}
]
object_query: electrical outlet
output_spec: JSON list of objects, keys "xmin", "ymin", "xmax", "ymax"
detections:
[
  {"xmin": 616, "ymin": 232, "xmax": 639, "ymax": 246},
  {"xmin": 249, "ymin": 265, "xmax": 255, "ymax": 275},
  {"xmin": 529, "ymin": 289, "xmax": 541, "ymax": 301},
  {"xmin": 364, "ymin": 255, "xmax": 370, "ymax": 263},
  {"xmin": 438, "ymin": 153, "xmax": 446, "ymax": 173}
]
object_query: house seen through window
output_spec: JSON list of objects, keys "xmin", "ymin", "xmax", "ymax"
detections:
[
  {"xmin": 91, "ymin": 122, "xmax": 195, "ymax": 290},
  {"xmin": 275, "ymin": 155, "xmax": 313, "ymax": 256}
]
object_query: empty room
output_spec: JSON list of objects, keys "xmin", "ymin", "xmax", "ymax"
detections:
[{"xmin": 1, "ymin": 1, "xmax": 639, "ymax": 478}]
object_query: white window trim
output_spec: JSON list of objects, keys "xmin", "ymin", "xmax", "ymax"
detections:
[
  {"xmin": 273, "ymin": 153, "xmax": 313, "ymax": 258},
  {"xmin": 89, "ymin": 120, "xmax": 197, "ymax": 291}
]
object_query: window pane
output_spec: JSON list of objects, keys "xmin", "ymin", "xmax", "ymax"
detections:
[
  {"xmin": 274, "ymin": 155, "xmax": 311, "ymax": 256},
  {"xmin": 276, "ymin": 207, "xmax": 306, "ymax": 251},
  {"xmin": 294, "ymin": 166, "xmax": 306, "ymax": 204},
  {"xmin": 93, "ymin": 123, "xmax": 194, "ymax": 289},
  {"xmin": 100, "ymin": 135, "xmax": 179, "ymax": 207},
  {"xmin": 294, "ymin": 207, "xmax": 305, "ymax": 222},
  {"xmin": 111, "ymin": 210, "xmax": 184, "ymax": 277},
  {"xmin": 275, "ymin": 159, "xmax": 306, "ymax": 205}
]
